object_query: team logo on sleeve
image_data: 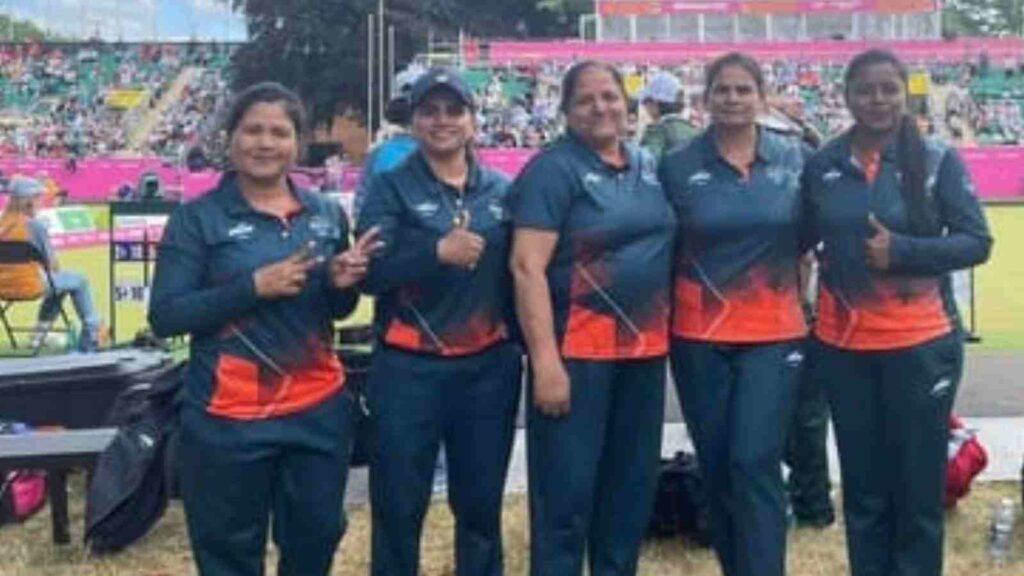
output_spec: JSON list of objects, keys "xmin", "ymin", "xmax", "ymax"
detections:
[
  {"xmin": 488, "ymin": 198, "xmax": 506, "ymax": 221},
  {"xmin": 413, "ymin": 201, "xmax": 440, "ymax": 218},
  {"xmin": 687, "ymin": 170, "xmax": 712, "ymax": 187},
  {"xmin": 641, "ymin": 166, "xmax": 660, "ymax": 186},
  {"xmin": 962, "ymin": 174, "xmax": 976, "ymax": 196}
]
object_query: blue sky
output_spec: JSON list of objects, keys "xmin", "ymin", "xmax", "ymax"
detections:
[{"xmin": 6, "ymin": 0, "xmax": 248, "ymax": 42}]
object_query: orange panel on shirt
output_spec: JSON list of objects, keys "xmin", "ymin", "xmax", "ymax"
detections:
[
  {"xmin": 562, "ymin": 304, "xmax": 668, "ymax": 359},
  {"xmin": 384, "ymin": 318, "xmax": 423, "ymax": 351},
  {"xmin": 815, "ymin": 280, "xmax": 952, "ymax": 351},
  {"xmin": 385, "ymin": 313, "xmax": 506, "ymax": 357},
  {"xmin": 562, "ymin": 304, "xmax": 619, "ymax": 359},
  {"xmin": 439, "ymin": 311, "xmax": 508, "ymax": 356},
  {"xmin": 561, "ymin": 263, "xmax": 668, "ymax": 359},
  {"xmin": 671, "ymin": 268, "xmax": 807, "ymax": 343},
  {"xmin": 855, "ymin": 149, "xmax": 881, "ymax": 183},
  {"xmin": 208, "ymin": 347, "xmax": 344, "ymax": 420}
]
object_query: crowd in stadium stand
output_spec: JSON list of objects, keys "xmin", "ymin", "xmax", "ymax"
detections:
[
  {"xmin": 0, "ymin": 43, "xmax": 233, "ymax": 159},
  {"xmin": 145, "ymin": 69, "xmax": 229, "ymax": 160},
  {"xmin": 462, "ymin": 56, "xmax": 1024, "ymax": 149},
  {"xmin": 1, "ymin": 42, "xmax": 1023, "ymax": 159}
]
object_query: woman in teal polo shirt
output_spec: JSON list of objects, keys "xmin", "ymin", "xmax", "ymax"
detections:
[
  {"xmin": 802, "ymin": 49, "xmax": 992, "ymax": 576},
  {"xmin": 510, "ymin": 61, "xmax": 675, "ymax": 576},
  {"xmin": 150, "ymin": 82, "xmax": 378, "ymax": 576},
  {"xmin": 357, "ymin": 67, "xmax": 522, "ymax": 576},
  {"xmin": 659, "ymin": 52, "xmax": 809, "ymax": 576}
]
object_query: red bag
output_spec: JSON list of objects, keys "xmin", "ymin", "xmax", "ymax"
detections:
[
  {"xmin": 0, "ymin": 471, "xmax": 47, "ymax": 524},
  {"xmin": 945, "ymin": 415, "xmax": 988, "ymax": 509}
]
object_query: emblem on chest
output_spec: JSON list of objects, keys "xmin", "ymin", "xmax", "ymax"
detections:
[
  {"xmin": 413, "ymin": 201, "xmax": 440, "ymax": 218},
  {"xmin": 227, "ymin": 221, "xmax": 255, "ymax": 241},
  {"xmin": 688, "ymin": 170, "xmax": 712, "ymax": 187}
]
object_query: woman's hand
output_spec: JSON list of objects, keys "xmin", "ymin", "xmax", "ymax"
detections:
[
  {"xmin": 437, "ymin": 228, "xmax": 485, "ymax": 269},
  {"xmin": 330, "ymin": 226, "xmax": 384, "ymax": 289},
  {"xmin": 437, "ymin": 213, "xmax": 485, "ymax": 270},
  {"xmin": 532, "ymin": 355, "xmax": 571, "ymax": 417},
  {"xmin": 865, "ymin": 214, "xmax": 892, "ymax": 271},
  {"xmin": 253, "ymin": 244, "xmax": 319, "ymax": 298}
]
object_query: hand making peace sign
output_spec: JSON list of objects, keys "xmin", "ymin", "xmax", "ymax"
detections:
[{"xmin": 330, "ymin": 226, "xmax": 384, "ymax": 289}]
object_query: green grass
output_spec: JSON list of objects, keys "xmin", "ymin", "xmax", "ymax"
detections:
[{"xmin": 974, "ymin": 204, "xmax": 1024, "ymax": 350}]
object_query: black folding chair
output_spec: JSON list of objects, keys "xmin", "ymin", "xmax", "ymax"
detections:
[{"xmin": 0, "ymin": 240, "xmax": 73, "ymax": 356}]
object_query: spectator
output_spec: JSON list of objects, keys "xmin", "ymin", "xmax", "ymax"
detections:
[
  {"xmin": 638, "ymin": 71, "xmax": 699, "ymax": 160},
  {"xmin": 0, "ymin": 176, "xmax": 103, "ymax": 351}
]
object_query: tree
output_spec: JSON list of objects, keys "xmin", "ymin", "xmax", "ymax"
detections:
[
  {"xmin": 228, "ymin": 0, "xmax": 594, "ymax": 129},
  {"xmin": 230, "ymin": 1, "xmax": 371, "ymax": 128},
  {"xmin": 944, "ymin": 0, "xmax": 1024, "ymax": 37},
  {"xmin": 0, "ymin": 14, "xmax": 58, "ymax": 42},
  {"xmin": 535, "ymin": 0, "xmax": 595, "ymax": 36},
  {"xmin": 231, "ymin": 0, "xmax": 440, "ymax": 130}
]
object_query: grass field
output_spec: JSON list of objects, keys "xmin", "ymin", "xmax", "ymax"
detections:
[
  {"xmin": 4, "ymin": 203, "xmax": 1022, "ymax": 351},
  {"xmin": 973, "ymin": 204, "xmax": 1024, "ymax": 349},
  {"xmin": 0, "ymin": 475, "xmax": 1022, "ymax": 576}
]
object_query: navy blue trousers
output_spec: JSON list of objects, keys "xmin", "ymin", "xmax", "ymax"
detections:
[
  {"xmin": 812, "ymin": 331, "xmax": 962, "ymax": 576},
  {"xmin": 527, "ymin": 357, "xmax": 666, "ymax": 576},
  {"xmin": 368, "ymin": 342, "xmax": 523, "ymax": 576},
  {"xmin": 179, "ymin": 390, "xmax": 354, "ymax": 576},
  {"xmin": 671, "ymin": 339, "xmax": 802, "ymax": 576}
]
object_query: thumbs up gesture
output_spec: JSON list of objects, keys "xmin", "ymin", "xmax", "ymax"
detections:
[
  {"xmin": 865, "ymin": 213, "xmax": 892, "ymax": 271},
  {"xmin": 437, "ymin": 210, "xmax": 485, "ymax": 270}
]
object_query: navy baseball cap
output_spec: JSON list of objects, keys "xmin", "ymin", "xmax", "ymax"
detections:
[{"xmin": 409, "ymin": 67, "xmax": 475, "ymax": 110}]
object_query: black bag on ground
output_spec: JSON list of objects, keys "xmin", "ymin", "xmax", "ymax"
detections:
[
  {"xmin": 648, "ymin": 450, "xmax": 711, "ymax": 547},
  {"xmin": 338, "ymin": 346, "xmax": 373, "ymax": 468},
  {"xmin": 337, "ymin": 325, "xmax": 375, "ymax": 468},
  {"xmin": 85, "ymin": 361, "xmax": 185, "ymax": 554}
]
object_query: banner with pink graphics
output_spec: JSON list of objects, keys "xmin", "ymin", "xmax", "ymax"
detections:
[
  {"xmin": 483, "ymin": 38, "xmax": 1024, "ymax": 65},
  {"xmin": 0, "ymin": 158, "xmax": 362, "ymax": 204},
  {"xmin": 598, "ymin": 0, "xmax": 937, "ymax": 16},
  {"xmin": 2, "ymin": 146, "xmax": 1023, "ymax": 213}
]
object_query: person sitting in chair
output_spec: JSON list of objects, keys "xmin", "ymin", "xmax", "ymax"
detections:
[{"xmin": 0, "ymin": 176, "xmax": 102, "ymax": 351}]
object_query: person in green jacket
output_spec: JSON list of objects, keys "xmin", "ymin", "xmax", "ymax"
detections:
[{"xmin": 639, "ymin": 71, "xmax": 698, "ymax": 160}]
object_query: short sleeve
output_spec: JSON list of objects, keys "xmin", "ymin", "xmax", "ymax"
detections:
[
  {"xmin": 657, "ymin": 144, "xmax": 693, "ymax": 210},
  {"xmin": 509, "ymin": 152, "xmax": 575, "ymax": 232}
]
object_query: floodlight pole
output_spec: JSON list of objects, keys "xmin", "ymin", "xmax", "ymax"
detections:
[
  {"xmin": 389, "ymin": 25, "xmax": 396, "ymax": 96},
  {"xmin": 378, "ymin": 0, "xmax": 385, "ymax": 130},
  {"xmin": 367, "ymin": 14, "xmax": 375, "ymax": 145}
]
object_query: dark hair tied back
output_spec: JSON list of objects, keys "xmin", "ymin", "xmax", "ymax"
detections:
[
  {"xmin": 896, "ymin": 115, "xmax": 939, "ymax": 236},
  {"xmin": 224, "ymin": 82, "xmax": 306, "ymax": 139},
  {"xmin": 559, "ymin": 61, "xmax": 628, "ymax": 115},
  {"xmin": 704, "ymin": 52, "xmax": 765, "ymax": 100}
]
